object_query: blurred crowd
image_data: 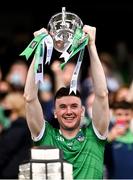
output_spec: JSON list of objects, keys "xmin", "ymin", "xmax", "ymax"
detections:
[{"xmin": 0, "ymin": 30, "xmax": 133, "ymax": 179}]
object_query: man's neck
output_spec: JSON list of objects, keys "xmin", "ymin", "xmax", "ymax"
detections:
[{"xmin": 59, "ymin": 127, "xmax": 80, "ymax": 139}]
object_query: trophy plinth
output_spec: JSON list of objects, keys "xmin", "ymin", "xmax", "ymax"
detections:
[{"xmin": 47, "ymin": 7, "xmax": 83, "ymax": 52}]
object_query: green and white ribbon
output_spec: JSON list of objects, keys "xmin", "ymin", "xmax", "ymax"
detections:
[
  {"xmin": 69, "ymin": 48, "xmax": 85, "ymax": 94},
  {"xmin": 60, "ymin": 27, "xmax": 89, "ymax": 94},
  {"xmin": 60, "ymin": 27, "xmax": 89, "ymax": 70},
  {"xmin": 35, "ymin": 38, "xmax": 45, "ymax": 83},
  {"xmin": 20, "ymin": 33, "xmax": 53, "ymax": 84},
  {"xmin": 20, "ymin": 27, "xmax": 88, "ymax": 93},
  {"xmin": 44, "ymin": 35, "xmax": 53, "ymax": 64},
  {"xmin": 20, "ymin": 33, "xmax": 47, "ymax": 60}
]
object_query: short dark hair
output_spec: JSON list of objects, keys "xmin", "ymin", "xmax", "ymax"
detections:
[
  {"xmin": 54, "ymin": 87, "xmax": 81, "ymax": 104},
  {"xmin": 112, "ymin": 100, "xmax": 133, "ymax": 110}
]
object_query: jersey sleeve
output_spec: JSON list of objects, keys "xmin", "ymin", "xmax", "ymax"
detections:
[
  {"xmin": 32, "ymin": 120, "xmax": 45, "ymax": 142},
  {"xmin": 92, "ymin": 122, "xmax": 108, "ymax": 140}
]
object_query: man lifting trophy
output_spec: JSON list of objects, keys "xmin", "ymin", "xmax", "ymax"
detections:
[
  {"xmin": 21, "ymin": 6, "xmax": 109, "ymax": 180},
  {"xmin": 20, "ymin": 7, "xmax": 89, "ymax": 94}
]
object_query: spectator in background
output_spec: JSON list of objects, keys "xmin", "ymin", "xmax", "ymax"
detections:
[
  {"xmin": 81, "ymin": 51, "xmax": 124, "ymax": 106},
  {"xmin": 0, "ymin": 79, "xmax": 12, "ymax": 91},
  {"xmin": 104, "ymin": 100, "xmax": 133, "ymax": 179},
  {"xmin": 0, "ymin": 92, "xmax": 32, "ymax": 179},
  {"xmin": 99, "ymin": 52, "xmax": 123, "ymax": 92},
  {"xmin": 6, "ymin": 58, "xmax": 28, "ymax": 92},
  {"xmin": 38, "ymin": 72, "xmax": 58, "ymax": 128},
  {"xmin": 51, "ymin": 59, "xmax": 80, "ymax": 91},
  {"xmin": 108, "ymin": 85, "xmax": 130, "ymax": 127},
  {"xmin": 113, "ymin": 85, "xmax": 129, "ymax": 100},
  {"xmin": 0, "ymin": 105, "xmax": 11, "ymax": 134},
  {"xmin": 0, "ymin": 80, "xmax": 12, "ymax": 133},
  {"xmin": 51, "ymin": 60, "xmax": 65, "ymax": 92},
  {"xmin": 62, "ymin": 60, "xmax": 80, "ymax": 88}
]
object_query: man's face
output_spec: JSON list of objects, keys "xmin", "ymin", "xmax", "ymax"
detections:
[{"xmin": 54, "ymin": 96, "xmax": 84, "ymax": 131}]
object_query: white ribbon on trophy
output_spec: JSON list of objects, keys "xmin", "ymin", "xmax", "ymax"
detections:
[
  {"xmin": 35, "ymin": 35, "xmax": 53, "ymax": 84},
  {"xmin": 35, "ymin": 38, "xmax": 45, "ymax": 84},
  {"xmin": 69, "ymin": 48, "xmax": 84, "ymax": 94},
  {"xmin": 44, "ymin": 35, "xmax": 54, "ymax": 65}
]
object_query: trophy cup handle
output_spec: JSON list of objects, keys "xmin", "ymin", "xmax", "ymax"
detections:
[{"xmin": 62, "ymin": 7, "xmax": 66, "ymax": 27}]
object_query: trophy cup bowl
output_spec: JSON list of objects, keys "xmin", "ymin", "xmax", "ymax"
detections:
[{"xmin": 47, "ymin": 7, "xmax": 83, "ymax": 53}]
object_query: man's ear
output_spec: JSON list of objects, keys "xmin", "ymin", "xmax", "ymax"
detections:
[{"xmin": 54, "ymin": 111, "xmax": 57, "ymax": 119}]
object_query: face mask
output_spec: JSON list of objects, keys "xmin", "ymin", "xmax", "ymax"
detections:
[
  {"xmin": 39, "ymin": 80, "xmax": 52, "ymax": 92},
  {"xmin": 10, "ymin": 73, "xmax": 23, "ymax": 86}
]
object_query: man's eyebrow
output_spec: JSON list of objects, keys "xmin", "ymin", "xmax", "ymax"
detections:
[
  {"xmin": 71, "ymin": 103, "xmax": 78, "ymax": 106},
  {"xmin": 61, "ymin": 103, "xmax": 80, "ymax": 106},
  {"xmin": 59, "ymin": 104, "xmax": 66, "ymax": 107}
]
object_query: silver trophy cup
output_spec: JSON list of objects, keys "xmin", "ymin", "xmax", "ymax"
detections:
[{"xmin": 47, "ymin": 7, "xmax": 83, "ymax": 52}]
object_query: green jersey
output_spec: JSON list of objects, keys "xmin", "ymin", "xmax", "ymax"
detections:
[{"xmin": 34, "ymin": 121, "xmax": 106, "ymax": 179}]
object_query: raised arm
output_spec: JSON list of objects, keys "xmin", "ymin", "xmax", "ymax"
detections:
[
  {"xmin": 83, "ymin": 25, "xmax": 110, "ymax": 135},
  {"xmin": 24, "ymin": 28, "xmax": 47, "ymax": 138}
]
